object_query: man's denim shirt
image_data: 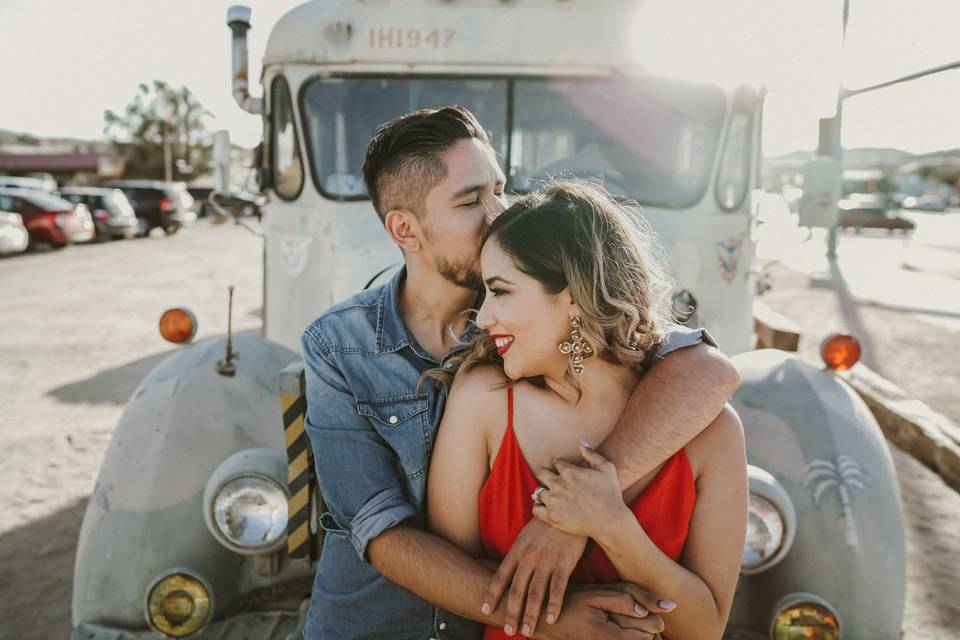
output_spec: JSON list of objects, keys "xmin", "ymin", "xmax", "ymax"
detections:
[{"xmin": 300, "ymin": 268, "xmax": 712, "ymax": 640}]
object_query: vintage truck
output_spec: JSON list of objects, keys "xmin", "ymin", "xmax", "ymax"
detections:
[{"xmin": 71, "ymin": 1, "xmax": 905, "ymax": 638}]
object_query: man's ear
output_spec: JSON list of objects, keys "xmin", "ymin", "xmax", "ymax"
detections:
[{"xmin": 384, "ymin": 208, "xmax": 423, "ymax": 253}]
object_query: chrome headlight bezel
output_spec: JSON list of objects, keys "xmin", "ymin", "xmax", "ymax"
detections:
[
  {"xmin": 203, "ymin": 448, "xmax": 289, "ymax": 555},
  {"xmin": 742, "ymin": 465, "xmax": 797, "ymax": 575}
]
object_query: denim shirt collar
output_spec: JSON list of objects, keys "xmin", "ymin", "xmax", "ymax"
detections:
[
  {"xmin": 377, "ymin": 266, "xmax": 439, "ymax": 364},
  {"xmin": 377, "ymin": 266, "xmax": 483, "ymax": 365}
]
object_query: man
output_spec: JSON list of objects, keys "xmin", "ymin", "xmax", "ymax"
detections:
[{"xmin": 301, "ymin": 106, "xmax": 740, "ymax": 639}]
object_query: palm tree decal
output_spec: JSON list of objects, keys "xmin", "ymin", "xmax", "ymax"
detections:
[{"xmin": 804, "ymin": 455, "xmax": 868, "ymax": 547}]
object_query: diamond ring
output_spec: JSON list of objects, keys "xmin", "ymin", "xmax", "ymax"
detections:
[{"xmin": 531, "ymin": 486, "xmax": 547, "ymax": 507}]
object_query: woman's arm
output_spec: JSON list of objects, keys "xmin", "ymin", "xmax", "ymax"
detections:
[
  {"xmin": 535, "ymin": 406, "xmax": 748, "ymax": 640},
  {"xmin": 426, "ymin": 366, "xmax": 503, "ymax": 557}
]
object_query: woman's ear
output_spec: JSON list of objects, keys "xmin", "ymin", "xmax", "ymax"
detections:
[
  {"xmin": 384, "ymin": 208, "xmax": 422, "ymax": 253},
  {"xmin": 558, "ymin": 287, "xmax": 582, "ymax": 316}
]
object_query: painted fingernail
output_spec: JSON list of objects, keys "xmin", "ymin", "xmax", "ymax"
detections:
[
  {"xmin": 546, "ymin": 613, "xmax": 556, "ymax": 624},
  {"xmin": 659, "ymin": 599, "xmax": 677, "ymax": 610},
  {"xmin": 634, "ymin": 604, "xmax": 649, "ymax": 617},
  {"xmin": 504, "ymin": 624, "xmax": 514, "ymax": 636},
  {"xmin": 481, "ymin": 603, "xmax": 491, "ymax": 615},
  {"xmin": 522, "ymin": 624, "xmax": 532, "ymax": 636},
  {"xmin": 579, "ymin": 437, "xmax": 592, "ymax": 448}
]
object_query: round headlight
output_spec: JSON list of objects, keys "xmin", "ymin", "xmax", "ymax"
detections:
[
  {"xmin": 770, "ymin": 593, "xmax": 840, "ymax": 640},
  {"xmin": 742, "ymin": 466, "xmax": 796, "ymax": 575},
  {"xmin": 743, "ymin": 494, "xmax": 784, "ymax": 571},
  {"xmin": 213, "ymin": 475, "xmax": 288, "ymax": 552},
  {"xmin": 145, "ymin": 570, "xmax": 213, "ymax": 637}
]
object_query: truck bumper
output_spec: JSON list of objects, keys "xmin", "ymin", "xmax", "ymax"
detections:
[{"xmin": 72, "ymin": 603, "xmax": 307, "ymax": 640}]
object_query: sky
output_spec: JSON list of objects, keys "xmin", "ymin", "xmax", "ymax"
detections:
[{"xmin": 1, "ymin": 0, "xmax": 959, "ymax": 156}]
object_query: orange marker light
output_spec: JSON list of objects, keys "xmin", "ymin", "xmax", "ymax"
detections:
[
  {"xmin": 820, "ymin": 333, "xmax": 861, "ymax": 371},
  {"xmin": 159, "ymin": 308, "xmax": 198, "ymax": 344}
]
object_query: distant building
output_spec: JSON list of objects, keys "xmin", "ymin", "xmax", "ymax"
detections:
[
  {"xmin": 764, "ymin": 147, "xmax": 960, "ymax": 195},
  {"xmin": 901, "ymin": 149, "xmax": 960, "ymax": 184},
  {"xmin": 0, "ymin": 128, "xmax": 256, "ymax": 190},
  {"xmin": 0, "ymin": 151, "xmax": 125, "ymax": 182},
  {"xmin": 0, "ymin": 128, "xmax": 123, "ymax": 185}
]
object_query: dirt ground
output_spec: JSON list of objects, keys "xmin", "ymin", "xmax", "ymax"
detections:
[
  {"xmin": 756, "ymin": 217, "xmax": 960, "ymax": 639},
  {"xmin": 0, "ymin": 219, "xmax": 957, "ymax": 639},
  {"xmin": 0, "ymin": 221, "xmax": 262, "ymax": 640}
]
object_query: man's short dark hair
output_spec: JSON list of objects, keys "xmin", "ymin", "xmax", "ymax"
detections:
[{"xmin": 363, "ymin": 105, "xmax": 491, "ymax": 223}]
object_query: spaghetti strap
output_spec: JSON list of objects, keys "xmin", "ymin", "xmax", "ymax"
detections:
[{"xmin": 506, "ymin": 386, "xmax": 514, "ymax": 430}]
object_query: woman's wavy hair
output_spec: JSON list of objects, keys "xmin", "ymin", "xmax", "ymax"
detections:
[{"xmin": 421, "ymin": 180, "xmax": 677, "ymax": 391}]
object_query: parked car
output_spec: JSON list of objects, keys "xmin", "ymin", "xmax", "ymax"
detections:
[
  {"xmin": 0, "ymin": 188, "xmax": 94, "ymax": 247},
  {"xmin": 902, "ymin": 194, "xmax": 947, "ymax": 212},
  {"xmin": 838, "ymin": 194, "xmax": 914, "ymax": 233},
  {"xmin": 187, "ymin": 187, "xmax": 213, "ymax": 217},
  {"xmin": 0, "ymin": 208, "xmax": 29, "ymax": 255},
  {"xmin": 102, "ymin": 180, "xmax": 197, "ymax": 236},
  {"xmin": 60, "ymin": 187, "xmax": 139, "ymax": 240},
  {"xmin": 216, "ymin": 190, "xmax": 265, "ymax": 218},
  {"xmin": 839, "ymin": 192, "xmax": 888, "ymax": 213},
  {"xmin": 188, "ymin": 188, "xmax": 265, "ymax": 218},
  {"xmin": 0, "ymin": 175, "xmax": 58, "ymax": 192}
]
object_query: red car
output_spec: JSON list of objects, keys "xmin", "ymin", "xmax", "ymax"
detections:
[{"xmin": 0, "ymin": 188, "xmax": 95, "ymax": 247}]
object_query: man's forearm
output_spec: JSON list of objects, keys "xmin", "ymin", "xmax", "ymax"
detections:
[
  {"xmin": 369, "ymin": 523, "xmax": 506, "ymax": 626},
  {"xmin": 369, "ymin": 524, "xmax": 658, "ymax": 639},
  {"xmin": 600, "ymin": 343, "xmax": 739, "ymax": 488}
]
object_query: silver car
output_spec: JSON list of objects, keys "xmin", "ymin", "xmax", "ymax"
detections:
[{"xmin": 59, "ymin": 187, "xmax": 140, "ymax": 240}]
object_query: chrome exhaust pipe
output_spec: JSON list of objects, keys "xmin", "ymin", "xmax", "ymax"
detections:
[{"xmin": 227, "ymin": 5, "xmax": 263, "ymax": 115}]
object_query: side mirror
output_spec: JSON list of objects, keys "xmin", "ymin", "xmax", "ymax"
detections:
[{"xmin": 797, "ymin": 156, "xmax": 841, "ymax": 228}]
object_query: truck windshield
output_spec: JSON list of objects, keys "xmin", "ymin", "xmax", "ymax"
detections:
[
  {"xmin": 300, "ymin": 76, "xmax": 725, "ymax": 208},
  {"xmin": 511, "ymin": 77, "xmax": 725, "ymax": 208},
  {"xmin": 301, "ymin": 77, "xmax": 508, "ymax": 198}
]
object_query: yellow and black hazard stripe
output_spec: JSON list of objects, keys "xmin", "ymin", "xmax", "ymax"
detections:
[{"xmin": 280, "ymin": 363, "xmax": 316, "ymax": 561}]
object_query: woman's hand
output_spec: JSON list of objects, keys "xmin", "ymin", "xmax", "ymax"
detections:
[{"xmin": 532, "ymin": 444, "xmax": 632, "ymax": 539}]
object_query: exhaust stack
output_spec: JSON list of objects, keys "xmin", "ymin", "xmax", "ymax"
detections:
[{"xmin": 227, "ymin": 5, "xmax": 263, "ymax": 115}]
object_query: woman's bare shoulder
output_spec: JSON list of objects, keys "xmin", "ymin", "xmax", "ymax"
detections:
[
  {"xmin": 445, "ymin": 365, "xmax": 510, "ymax": 422},
  {"xmin": 437, "ymin": 366, "xmax": 511, "ymax": 460},
  {"xmin": 685, "ymin": 404, "xmax": 746, "ymax": 477},
  {"xmin": 451, "ymin": 363, "xmax": 510, "ymax": 393}
]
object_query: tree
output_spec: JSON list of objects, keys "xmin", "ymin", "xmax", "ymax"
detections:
[{"xmin": 104, "ymin": 81, "xmax": 213, "ymax": 182}]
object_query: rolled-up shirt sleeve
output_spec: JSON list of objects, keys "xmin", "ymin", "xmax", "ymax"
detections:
[
  {"xmin": 656, "ymin": 326, "xmax": 717, "ymax": 358},
  {"xmin": 301, "ymin": 328, "xmax": 415, "ymax": 562}
]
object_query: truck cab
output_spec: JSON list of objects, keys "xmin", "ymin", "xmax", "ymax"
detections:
[{"xmin": 243, "ymin": 0, "xmax": 760, "ymax": 354}]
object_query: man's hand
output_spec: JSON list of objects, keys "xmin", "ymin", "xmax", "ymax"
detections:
[
  {"xmin": 482, "ymin": 519, "xmax": 586, "ymax": 637},
  {"xmin": 534, "ymin": 584, "xmax": 672, "ymax": 640}
]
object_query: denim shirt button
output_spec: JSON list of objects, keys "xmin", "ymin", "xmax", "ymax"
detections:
[
  {"xmin": 388, "ymin": 415, "xmax": 398, "ymax": 424},
  {"xmin": 439, "ymin": 622, "xmax": 447, "ymax": 630}
]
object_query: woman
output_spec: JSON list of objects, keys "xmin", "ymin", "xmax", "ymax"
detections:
[{"xmin": 426, "ymin": 182, "xmax": 747, "ymax": 639}]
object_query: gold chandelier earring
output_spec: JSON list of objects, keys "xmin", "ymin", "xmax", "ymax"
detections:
[{"xmin": 559, "ymin": 316, "xmax": 593, "ymax": 375}]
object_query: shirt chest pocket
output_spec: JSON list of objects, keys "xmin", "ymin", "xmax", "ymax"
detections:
[{"xmin": 357, "ymin": 395, "xmax": 429, "ymax": 479}]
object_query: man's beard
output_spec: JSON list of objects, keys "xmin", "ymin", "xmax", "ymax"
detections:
[{"xmin": 436, "ymin": 254, "xmax": 483, "ymax": 291}]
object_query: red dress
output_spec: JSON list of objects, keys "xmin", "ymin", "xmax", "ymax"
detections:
[{"xmin": 477, "ymin": 387, "xmax": 696, "ymax": 639}]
